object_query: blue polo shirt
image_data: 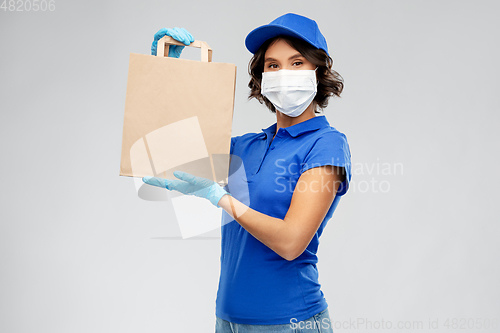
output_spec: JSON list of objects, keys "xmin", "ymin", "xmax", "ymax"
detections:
[{"xmin": 215, "ymin": 115, "xmax": 352, "ymax": 325}]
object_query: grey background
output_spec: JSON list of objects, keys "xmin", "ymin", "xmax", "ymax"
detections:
[{"xmin": 1, "ymin": 0, "xmax": 499, "ymax": 332}]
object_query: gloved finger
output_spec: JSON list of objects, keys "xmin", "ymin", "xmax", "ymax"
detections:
[
  {"xmin": 182, "ymin": 28, "xmax": 195, "ymax": 43},
  {"xmin": 173, "ymin": 170, "xmax": 198, "ymax": 183},
  {"xmin": 142, "ymin": 176, "xmax": 167, "ymax": 188},
  {"xmin": 151, "ymin": 42, "xmax": 156, "ymax": 56},
  {"xmin": 165, "ymin": 179, "xmax": 197, "ymax": 194},
  {"xmin": 168, "ymin": 45, "xmax": 184, "ymax": 58},
  {"xmin": 154, "ymin": 41, "xmax": 183, "ymax": 58},
  {"xmin": 152, "ymin": 28, "xmax": 169, "ymax": 56},
  {"xmin": 163, "ymin": 178, "xmax": 189, "ymax": 191},
  {"xmin": 171, "ymin": 27, "xmax": 193, "ymax": 46},
  {"xmin": 176, "ymin": 27, "xmax": 194, "ymax": 45},
  {"xmin": 143, "ymin": 176, "xmax": 189, "ymax": 191},
  {"xmin": 153, "ymin": 28, "xmax": 171, "ymax": 42},
  {"xmin": 168, "ymin": 27, "xmax": 185, "ymax": 44}
]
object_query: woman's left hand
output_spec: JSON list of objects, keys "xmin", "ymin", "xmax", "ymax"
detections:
[{"xmin": 142, "ymin": 171, "xmax": 230, "ymax": 208}]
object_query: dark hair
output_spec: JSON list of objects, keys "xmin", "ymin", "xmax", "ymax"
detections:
[{"xmin": 248, "ymin": 35, "xmax": 344, "ymax": 114}]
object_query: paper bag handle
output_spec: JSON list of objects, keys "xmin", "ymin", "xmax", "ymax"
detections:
[{"xmin": 157, "ymin": 36, "xmax": 213, "ymax": 62}]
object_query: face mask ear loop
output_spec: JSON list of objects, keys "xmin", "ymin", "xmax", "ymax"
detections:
[{"xmin": 314, "ymin": 67, "xmax": 319, "ymax": 86}]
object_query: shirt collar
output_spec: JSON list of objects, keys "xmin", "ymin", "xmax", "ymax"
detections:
[{"xmin": 261, "ymin": 115, "xmax": 330, "ymax": 139}]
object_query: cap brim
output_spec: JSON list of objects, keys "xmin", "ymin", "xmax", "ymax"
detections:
[{"xmin": 245, "ymin": 24, "xmax": 317, "ymax": 54}]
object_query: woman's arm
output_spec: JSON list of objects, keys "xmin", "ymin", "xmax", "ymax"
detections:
[{"xmin": 218, "ymin": 165, "xmax": 345, "ymax": 261}]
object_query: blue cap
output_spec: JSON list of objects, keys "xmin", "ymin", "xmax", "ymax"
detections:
[{"xmin": 245, "ymin": 13, "xmax": 329, "ymax": 56}]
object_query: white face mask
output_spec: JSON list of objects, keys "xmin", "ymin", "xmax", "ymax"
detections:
[{"xmin": 261, "ymin": 69, "xmax": 318, "ymax": 117}]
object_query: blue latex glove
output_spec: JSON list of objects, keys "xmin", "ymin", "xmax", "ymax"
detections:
[
  {"xmin": 151, "ymin": 27, "xmax": 194, "ymax": 58},
  {"xmin": 143, "ymin": 171, "xmax": 231, "ymax": 208}
]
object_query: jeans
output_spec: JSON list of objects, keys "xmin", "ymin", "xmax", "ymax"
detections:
[{"xmin": 215, "ymin": 308, "xmax": 334, "ymax": 333}]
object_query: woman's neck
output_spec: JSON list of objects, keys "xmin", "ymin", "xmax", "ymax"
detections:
[{"xmin": 273, "ymin": 104, "xmax": 316, "ymax": 139}]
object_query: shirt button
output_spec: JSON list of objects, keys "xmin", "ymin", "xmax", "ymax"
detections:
[{"xmin": 271, "ymin": 146, "xmax": 275, "ymax": 150}]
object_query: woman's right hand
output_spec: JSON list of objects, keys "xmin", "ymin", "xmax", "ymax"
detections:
[{"xmin": 151, "ymin": 27, "xmax": 194, "ymax": 58}]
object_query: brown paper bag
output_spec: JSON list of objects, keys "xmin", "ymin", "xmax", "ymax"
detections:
[{"xmin": 120, "ymin": 36, "xmax": 236, "ymax": 184}]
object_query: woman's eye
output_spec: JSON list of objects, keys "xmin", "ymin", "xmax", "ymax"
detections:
[
  {"xmin": 267, "ymin": 64, "xmax": 278, "ymax": 69},
  {"xmin": 293, "ymin": 61, "xmax": 303, "ymax": 66}
]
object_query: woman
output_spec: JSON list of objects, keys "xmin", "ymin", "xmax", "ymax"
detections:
[{"xmin": 145, "ymin": 13, "xmax": 351, "ymax": 333}]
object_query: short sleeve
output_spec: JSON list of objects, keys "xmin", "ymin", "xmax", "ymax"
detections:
[
  {"xmin": 224, "ymin": 136, "xmax": 241, "ymax": 193},
  {"xmin": 230, "ymin": 135, "xmax": 240, "ymax": 155},
  {"xmin": 299, "ymin": 132, "xmax": 352, "ymax": 196}
]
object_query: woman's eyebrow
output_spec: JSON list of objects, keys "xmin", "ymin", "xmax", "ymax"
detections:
[
  {"xmin": 288, "ymin": 53, "xmax": 303, "ymax": 60},
  {"xmin": 264, "ymin": 53, "xmax": 304, "ymax": 62},
  {"xmin": 264, "ymin": 57, "xmax": 278, "ymax": 63}
]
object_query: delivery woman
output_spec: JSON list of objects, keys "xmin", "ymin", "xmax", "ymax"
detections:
[{"xmin": 144, "ymin": 13, "xmax": 351, "ymax": 333}]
